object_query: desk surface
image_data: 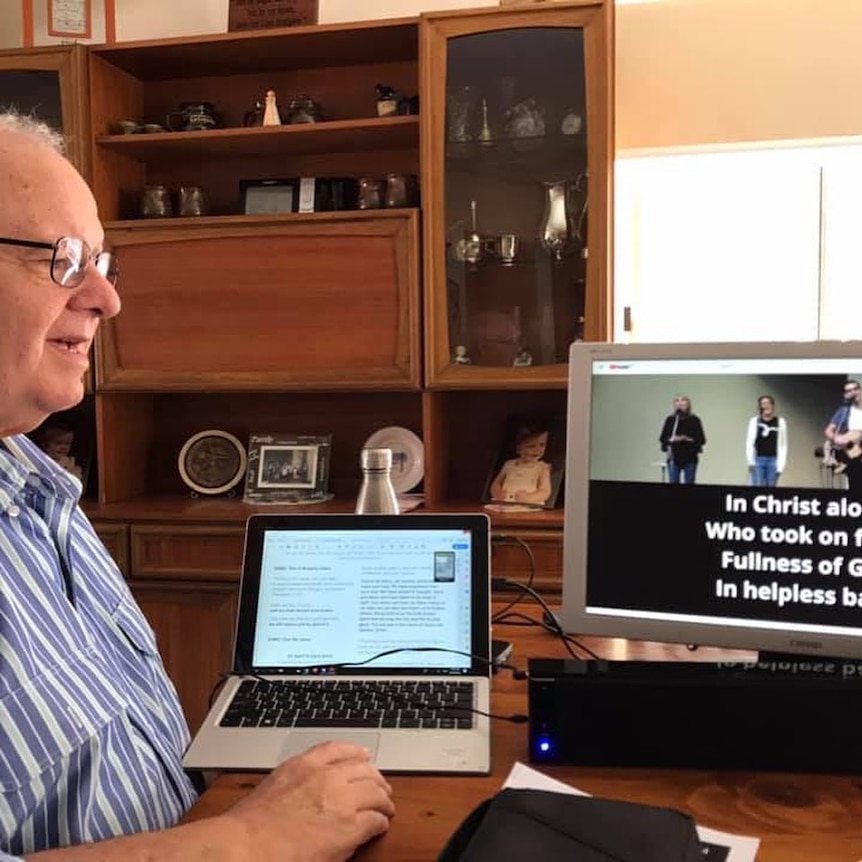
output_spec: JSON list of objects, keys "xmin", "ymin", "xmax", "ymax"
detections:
[{"xmin": 182, "ymin": 602, "xmax": 862, "ymax": 861}]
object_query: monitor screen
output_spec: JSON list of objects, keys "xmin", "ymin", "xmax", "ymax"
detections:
[{"xmin": 560, "ymin": 340, "xmax": 862, "ymax": 660}]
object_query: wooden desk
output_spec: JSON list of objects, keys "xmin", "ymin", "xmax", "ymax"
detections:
[{"xmin": 182, "ymin": 603, "xmax": 862, "ymax": 860}]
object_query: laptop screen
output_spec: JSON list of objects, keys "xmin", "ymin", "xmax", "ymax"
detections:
[{"xmin": 234, "ymin": 513, "xmax": 491, "ymax": 676}]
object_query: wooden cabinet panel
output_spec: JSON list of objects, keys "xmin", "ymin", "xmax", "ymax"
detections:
[
  {"xmin": 131, "ymin": 580, "xmax": 238, "ymax": 733},
  {"xmin": 131, "ymin": 524, "xmax": 245, "ymax": 580},
  {"xmin": 97, "ymin": 212, "xmax": 421, "ymax": 391},
  {"xmin": 491, "ymin": 529, "xmax": 563, "ymax": 594},
  {"xmin": 91, "ymin": 521, "xmax": 130, "ymax": 574}
]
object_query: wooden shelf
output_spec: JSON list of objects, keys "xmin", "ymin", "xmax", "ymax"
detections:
[
  {"xmin": 84, "ymin": 493, "xmax": 564, "ymax": 529},
  {"xmin": 89, "ymin": 18, "xmax": 419, "ymax": 79},
  {"xmin": 103, "ymin": 207, "xmax": 418, "ymax": 231},
  {"xmin": 96, "ymin": 115, "xmax": 419, "ymax": 161},
  {"xmin": 446, "ymin": 132, "xmax": 586, "ymax": 168},
  {"xmin": 84, "ymin": 494, "xmax": 354, "ymax": 523}
]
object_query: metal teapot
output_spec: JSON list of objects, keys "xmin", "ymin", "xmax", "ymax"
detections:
[{"xmin": 166, "ymin": 101, "xmax": 217, "ymax": 132}]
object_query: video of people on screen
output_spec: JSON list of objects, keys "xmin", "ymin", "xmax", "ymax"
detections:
[
  {"xmin": 590, "ymin": 372, "xmax": 862, "ymax": 495},
  {"xmin": 585, "ymin": 371, "xmax": 862, "ymax": 629}
]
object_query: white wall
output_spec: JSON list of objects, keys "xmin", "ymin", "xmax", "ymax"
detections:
[
  {"xmin": 616, "ymin": 0, "xmax": 862, "ymax": 150},
  {"xmin": 113, "ymin": 0, "xmax": 496, "ymax": 41},
  {"xmin": 0, "ymin": 4, "xmax": 23, "ymax": 49},
  {"xmin": 115, "ymin": 0, "xmax": 228, "ymax": 40}
]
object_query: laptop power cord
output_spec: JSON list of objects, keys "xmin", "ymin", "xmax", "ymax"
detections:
[{"xmin": 494, "ymin": 578, "xmax": 601, "ymax": 662}]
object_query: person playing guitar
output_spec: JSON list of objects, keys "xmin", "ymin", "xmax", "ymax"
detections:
[{"xmin": 823, "ymin": 379, "xmax": 862, "ymax": 472}]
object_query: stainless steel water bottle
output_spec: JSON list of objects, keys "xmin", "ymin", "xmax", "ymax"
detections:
[{"xmin": 355, "ymin": 447, "xmax": 399, "ymax": 514}]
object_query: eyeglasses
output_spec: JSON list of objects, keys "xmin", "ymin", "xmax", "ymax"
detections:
[{"xmin": 0, "ymin": 235, "xmax": 118, "ymax": 288}]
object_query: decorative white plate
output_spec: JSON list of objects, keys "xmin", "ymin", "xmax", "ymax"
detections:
[
  {"xmin": 363, "ymin": 426, "xmax": 424, "ymax": 494},
  {"xmin": 178, "ymin": 429, "xmax": 247, "ymax": 496}
]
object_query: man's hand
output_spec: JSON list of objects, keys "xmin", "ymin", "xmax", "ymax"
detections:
[{"xmin": 221, "ymin": 741, "xmax": 395, "ymax": 862}]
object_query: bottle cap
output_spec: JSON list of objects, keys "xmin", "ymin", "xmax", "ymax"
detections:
[{"xmin": 361, "ymin": 447, "xmax": 393, "ymax": 471}]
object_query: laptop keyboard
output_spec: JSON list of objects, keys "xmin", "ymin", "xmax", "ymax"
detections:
[{"xmin": 220, "ymin": 678, "xmax": 475, "ymax": 730}]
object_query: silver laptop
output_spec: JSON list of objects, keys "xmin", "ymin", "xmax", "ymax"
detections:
[{"xmin": 183, "ymin": 512, "xmax": 492, "ymax": 774}]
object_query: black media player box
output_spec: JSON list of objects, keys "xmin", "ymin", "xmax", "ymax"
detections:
[{"xmin": 528, "ymin": 657, "xmax": 862, "ymax": 772}]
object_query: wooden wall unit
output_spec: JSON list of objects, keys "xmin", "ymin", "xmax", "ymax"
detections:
[{"xmin": 79, "ymin": 7, "xmax": 612, "ymax": 730}]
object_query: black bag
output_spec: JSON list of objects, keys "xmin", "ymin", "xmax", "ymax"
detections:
[{"xmin": 437, "ymin": 788, "xmax": 703, "ymax": 862}]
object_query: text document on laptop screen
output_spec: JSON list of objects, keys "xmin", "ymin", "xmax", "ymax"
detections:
[
  {"xmin": 252, "ymin": 527, "xmax": 474, "ymax": 670},
  {"xmin": 561, "ymin": 340, "xmax": 862, "ymax": 659}
]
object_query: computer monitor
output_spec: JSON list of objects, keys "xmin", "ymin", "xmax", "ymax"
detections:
[{"xmin": 560, "ymin": 339, "xmax": 862, "ymax": 660}]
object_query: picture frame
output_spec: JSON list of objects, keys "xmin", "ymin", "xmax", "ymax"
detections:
[
  {"xmin": 243, "ymin": 432, "xmax": 333, "ymax": 504},
  {"xmin": 23, "ymin": 0, "xmax": 113, "ymax": 46},
  {"xmin": 47, "ymin": 0, "xmax": 92, "ymax": 38},
  {"xmin": 482, "ymin": 412, "xmax": 566, "ymax": 511},
  {"xmin": 240, "ymin": 178, "xmax": 299, "ymax": 215},
  {"xmin": 228, "ymin": 0, "xmax": 318, "ymax": 33},
  {"xmin": 28, "ymin": 398, "xmax": 96, "ymax": 497}
]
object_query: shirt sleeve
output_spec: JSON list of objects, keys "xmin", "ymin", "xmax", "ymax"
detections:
[
  {"xmin": 777, "ymin": 418, "xmax": 788, "ymax": 473},
  {"xmin": 694, "ymin": 417, "xmax": 706, "ymax": 450},
  {"xmin": 745, "ymin": 417, "xmax": 756, "ymax": 466},
  {"xmin": 659, "ymin": 417, "xmax": 671, "ymax": 450}
]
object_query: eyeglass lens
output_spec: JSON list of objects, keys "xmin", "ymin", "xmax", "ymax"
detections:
[{"xmin": 52, "ymin": 236, "xmax": 117, "ymax": 287}]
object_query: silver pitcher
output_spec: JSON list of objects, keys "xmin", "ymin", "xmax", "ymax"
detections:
[
  {"xmin": 539, "ymin": 175, "xmax": 588, "ymax": 261},
  {"xmin": 539, "ymin": 180, "xmax": 573, "ymax": 261}
]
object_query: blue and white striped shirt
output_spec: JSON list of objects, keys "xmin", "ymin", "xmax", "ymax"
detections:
[{"xmin": 0, "ymin": 434, "xmax": 197, "ymax": 858}]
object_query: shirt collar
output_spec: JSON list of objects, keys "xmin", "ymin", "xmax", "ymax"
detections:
[{"xmin": 0, "ymin": 434, "xmax": 83, "ymax": 513}]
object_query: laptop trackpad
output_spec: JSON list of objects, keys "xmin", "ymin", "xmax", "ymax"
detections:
[{"xmin": 279, "ymin": 731, "xmax": 381, "ymax": 763}]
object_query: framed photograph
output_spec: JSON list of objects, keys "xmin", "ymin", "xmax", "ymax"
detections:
[
  {"xmin": 28, "ymin": 398, "xmax": 96, "ymax": 497},
  {"xmin": 244, "ymin": 432, "xmax": 333, "ymax": 504},
  {"xmin": 240, "ymin": 178, "xmax": 299, "ymax": 215},
  {"xmin": 482, "ymin": 413, "xmax": 566, "ymax": 511}
]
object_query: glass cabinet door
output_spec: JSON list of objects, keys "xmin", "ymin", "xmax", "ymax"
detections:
[
  {"xmin": 421, "ymin": 3, "xmax": 611, "ymax": 386},
  {"xmin": 0, "ymin": 46, "xmax": 89, "ymax": 177}
]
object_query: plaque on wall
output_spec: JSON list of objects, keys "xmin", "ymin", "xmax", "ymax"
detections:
[{"xmin": 228, "ymin": 0, "xmax": 318, "ymax": 32}]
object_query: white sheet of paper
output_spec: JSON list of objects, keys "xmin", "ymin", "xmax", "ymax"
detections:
[{"xmin": 502, "ymin": 761, "xmax": 760, "ymax": 862}]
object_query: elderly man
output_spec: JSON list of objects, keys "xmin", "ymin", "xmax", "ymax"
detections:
[{"xmin": 0, "ymin": 112, "xmax": 394, "ymax": 860}]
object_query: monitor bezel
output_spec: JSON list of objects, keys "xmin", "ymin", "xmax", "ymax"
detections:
[{"xmin": 560, "ymin": 338, "xmax": 862, "ymax": 659}]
